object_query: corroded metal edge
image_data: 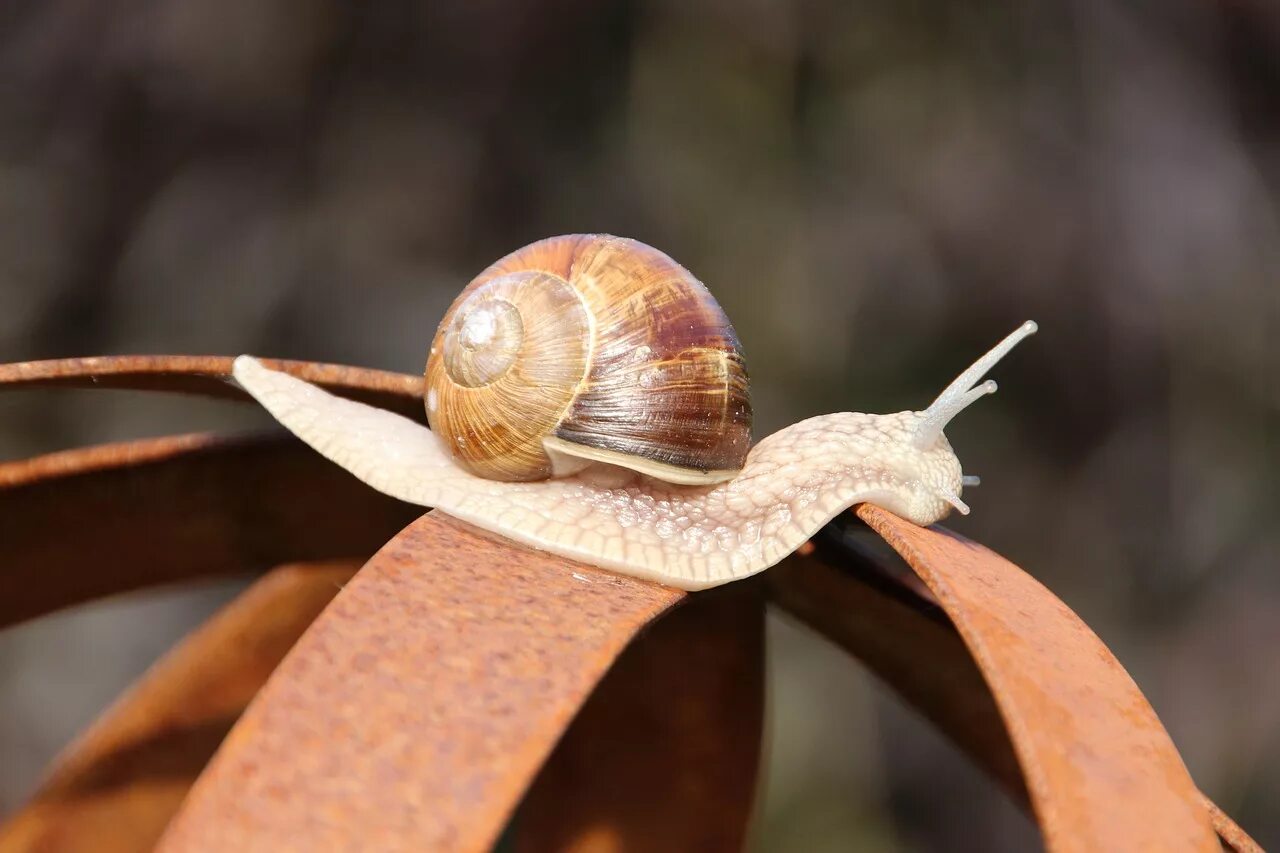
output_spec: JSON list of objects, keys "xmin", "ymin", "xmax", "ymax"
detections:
[
  {"xmin": 772, "ymin": 511, "xmax": 1261, "ymax": 851},
  {"xmin": 768, "ymin": 527, "xmax": 1029, "ymax": 805},
  {"xmin": 0, "ymin": 355, "xmax": 425, "ymax": 421},
  {"xmin": 0, "ymin": 562, "xmax": 360, "ymax": 853},
  {"xmin": 849, "ymin": 504, "xmax": 1221, "ymax": 852},
  {"xmin": 0, "ymin": 433, "xmax": 418, "ymax": 627},
  {"xmin": 1201, "ymin": 791, "xmax": 1264, "ymax": 853},
  {"xmin": 514, "ymin": 579, "xmax": 766, "ymax": 852}
]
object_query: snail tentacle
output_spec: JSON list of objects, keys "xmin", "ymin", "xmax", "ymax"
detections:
[
  {"xmin": 913, "ymin": 321, "xmax": 1037, "ymax": 450},
  {"xmin": 938, "ymin": 489, "xmax": 971, "ymax": 516}
]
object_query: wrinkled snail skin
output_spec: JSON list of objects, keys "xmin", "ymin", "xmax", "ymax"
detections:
[{"xmin": 231, "ymin": 320, "xmax": 1036, "ymax": 591}]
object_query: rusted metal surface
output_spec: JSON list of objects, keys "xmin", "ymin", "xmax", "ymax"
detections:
[
  {"xmin": 773, "ymin": 513, "xmax": 1263, "ymax": 852},
  {"xmin": 0, "ymin": 562, "xmax": 358, "ymax": 853},
  {"xmin": 769, "ymin": 525, "xmax": 1029, "ymax": 803},
  {"xmin": 0, "ymin": 433, "xmax": 418, "ymax": 627},
  {"xmin": 1201, "ymin": 792, "xmax": 1264, "ymax": 853},
  {"xmin": 843, "ymin": 504, "xmax": 1220, "ymax": 852},
  {"xmin": 0, "ymin": 356, "xmax": 425, "ymax": 421},
  {"xmin": 772, "ymin": 518, "xmax": 1266, "ymax": 853},
  {"xmin": 158, "ymin": 512, "xmax": 692, "ymax": 852},
  {"xmin": 514, "ymin": 580, "xmax": 765, "ymax": 852}
]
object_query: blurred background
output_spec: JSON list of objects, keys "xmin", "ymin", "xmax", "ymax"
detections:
[{"xmin": 0, "ymin": 0, "xmax": 1277, "ymax": 849}]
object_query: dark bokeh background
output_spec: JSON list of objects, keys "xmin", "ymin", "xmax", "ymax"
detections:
[{"xmin": 0, "ymin": 1, "xmax": 1277, "ymax": 849}]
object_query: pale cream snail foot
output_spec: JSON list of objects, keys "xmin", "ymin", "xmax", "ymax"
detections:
[{"xmin": 234, "ymin": 235, "xmax": 1036, "ymax": 590}]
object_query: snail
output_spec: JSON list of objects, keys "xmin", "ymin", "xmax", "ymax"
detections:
[{"xmin": 233, "ymin": 234, "xmax": 1036, "ymax": 590}]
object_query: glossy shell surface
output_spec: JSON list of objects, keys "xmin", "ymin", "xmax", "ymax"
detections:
[{"xmin": 425, "ymin": 235, "xmax": 752, "ymax": 482}]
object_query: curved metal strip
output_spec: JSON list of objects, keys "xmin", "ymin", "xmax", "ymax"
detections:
[
  {"xmin": 157, "ymin": 512, "xmax": 689, "ymax": 852},
  {"xmin": 850, "ymin": 504, "xmax": 1220, "ymax": 852},
  {"xmin": 0, "ymin": 433, "xmax": 418, "ymax": 627},
  {"xmin": 0, "ymin": 562, "xmax": 359, "ymax": 853},
  {"xmin": 768, "ymin": 531, "xmax": 1029, "ymax": 804},
  {"xmin": 0, "ymin": 356, "xmax": 424, "ymax": 420},
  {"xmin": 772, "ymin": 515, "xmax": 1263, "ymax": 852},
  {"xmin": 1200, "ymin": 792, "xmax": 1264, "ymax": 853},
  {"xmin": 514, "ymin": 579, "xmax": 765, "ymax": 852},
  {"xmin": 771, "ymin": 527, "xmax": 1261, "ymax": 851}
]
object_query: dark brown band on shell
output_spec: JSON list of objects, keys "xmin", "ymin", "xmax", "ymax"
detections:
[{"xmin": 551, "ymin": 238, "xmax": 751, "ymax": 475}]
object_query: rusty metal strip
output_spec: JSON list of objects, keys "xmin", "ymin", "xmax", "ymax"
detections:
[
  {"xmin": 514, "ymin": 580, "xmax": 765, "ymax": 852},
  {"xmin": 0, "ymin": 561, "xmax": 359, "ymax": 853},
  {"xmin": 0, "ymin": 356, "xmax": 424, "ymax": 420},
  {"xmin": 0, "ymin": 433, "xmax": 418, "ymax": 627},
  {"xmin": 772, "ymin": 515, "xmax": 1262, "ymax": 852},
  {"xmin": 768, "ymin": 530, "xmax": 1030, "ymax": 804},
  {"xmin": 846, "ymin": 504, "xmax": 1220, "ymax": 852},
  {"xmin": 1201, "ymin": 792, "xmax": 1264, "ymax": 852},
  {"xmin": 158, "ymin": 512, "xmax": 690, "ymax": 852}
]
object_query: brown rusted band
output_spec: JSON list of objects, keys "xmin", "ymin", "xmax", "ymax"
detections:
[
  {"xmin": 849, "ymin": 505, "xmax": 1220, "ymax": 852},
  {"xmin": 1201, "ymin": 791, "xmax": 1264, "ymax": 852},
  {"xmin": 0, "ymin": 356, "xmax": 424, "ymax": 420},
  {"xmin": 768, "ymin": 527, "xmax": 1029, "ymax": 804},
  {"xmin": 158, "ymin": 513, "xmax": 693, "ymax": 852},
  {"xmin": 515, "ymin": 579, "xmax": 765, "ymax": 852},
  {"xmin": 0, "ymin": 433, "xmax": 417, "ymax": 627},
  {"xmin": 772, "ymin": 521, "xmax": 1262, "ymax": 850},
  {"xmin": 0, "ymin": 562, "xmax": 360, "ymax": 853}
]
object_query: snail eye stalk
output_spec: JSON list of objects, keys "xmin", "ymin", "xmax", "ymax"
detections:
[
  {"xmin": 912, "ymin": 321, "xmax": 1037, "ymax": 451},
  {"xmin": 938, "ymin": 489, "xmax": 971, "ymax": 516}
]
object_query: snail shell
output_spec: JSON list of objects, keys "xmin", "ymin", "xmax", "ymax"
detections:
[{"xmin": 424, "ymin": 235, "xmax": 752, "ymax": 485}]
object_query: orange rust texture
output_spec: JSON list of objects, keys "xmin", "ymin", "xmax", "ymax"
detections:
[
  {"xmin": 1201, "ymin": 792, "xmax": 1265, "ymax": 853},
  {"xmin": 769, "ymin": 538, "xmax": 1029, "ymax": 804},
  {"xmin": 777, "ymin": 517, "xmax": 1267, "ymax": 852},
  {"xmin": 771, "ymin": 522, "xmax": 1265, "ymax": 852},
  {"xmin": 0, "ymin": 434, "xmax": 418, "ymax": 627},
  {"xmin": 158, "ymin": 512, "xmax": 691, "ymax": 852},
  {"xmin": 855, "ymin": 504, "xmax": 1221, "ymax": 852},
  {"xmin": 0, "ymin": 356, "xmax": 425, "ymax": 421},
  {"xmin": 0, "ymin": 562, "xmax": 358, "ymax": 853},
  {"xmin": 515, "ymin": 580, "xmax": 765, "ymax": 852}
]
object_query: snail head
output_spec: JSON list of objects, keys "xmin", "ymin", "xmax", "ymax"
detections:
[{"xmin": 895, "ymin": 320, "xmax": 1039, "ymax": 516}]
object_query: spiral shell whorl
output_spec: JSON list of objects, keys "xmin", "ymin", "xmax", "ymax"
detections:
[
  {"xmin": 440, "ymin": 294, "xmax": 523, "ymax": 387},
  {"xmin": 426, "ymin": 270, "xmax": 590, "ymax": 480}
]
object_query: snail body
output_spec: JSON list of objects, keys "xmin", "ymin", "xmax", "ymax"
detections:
[
  {"xmin": 233, "ymin": 235, "xmax": 1036, "ymax": 590},
  {"xmin": 425, "ymin": 235, "xmax": 751, "ymax": 484}
]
